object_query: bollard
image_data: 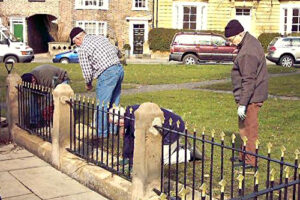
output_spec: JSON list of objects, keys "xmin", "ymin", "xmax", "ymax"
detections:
[
  {"xmin": 131, "ymin": 102, "xmax": 164, "ymax": 200},
  {"xmin": 51, "ymin": 84, "xmax": 74, "ymax": 168}
]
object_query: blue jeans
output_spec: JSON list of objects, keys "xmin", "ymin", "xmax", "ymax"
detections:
[{"xmin": 96, "ymin": 64, "xmax": 124, "ymax": 136}]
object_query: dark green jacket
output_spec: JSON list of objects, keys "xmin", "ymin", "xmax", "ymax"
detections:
[{"xmin": 31, "ymin": 65, "xmax": 69, "ymax": 88}]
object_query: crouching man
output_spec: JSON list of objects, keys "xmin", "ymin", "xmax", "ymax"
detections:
[{"xmin": 109, "ymin": 105, "xmax": 202, "ymax": 168}]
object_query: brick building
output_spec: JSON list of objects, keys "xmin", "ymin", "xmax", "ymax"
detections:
[{"xmin": 0, "ymin": 0, "xmax": 154, "ymax": 55}]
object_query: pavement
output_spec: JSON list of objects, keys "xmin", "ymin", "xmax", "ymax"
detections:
[{"xmin": 0, "ymin": 144, "xmax": 108, "ymax": 200}]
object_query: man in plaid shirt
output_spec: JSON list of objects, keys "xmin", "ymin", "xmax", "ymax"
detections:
[{"xmin": 70, "ymin": 27, "xmax": 124, "ymax": 136}]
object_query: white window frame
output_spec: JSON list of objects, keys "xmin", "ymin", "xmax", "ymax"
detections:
[
  {"xmin": 280, "ymin": 4, "xmax": 300, "ymax": 35},
  {"xmin": 132, "ymin": 0, "xmax": 148, "ymax": 11},
  {"xmin": 235, "ymin": 8, "xmax": 252, "ymax": 33},
  {"xmin": 172, "ymin": 2, "xmax": 207, "ymax": 30},
  {"xmin": 76, "ymin": 21, "xmax": 107, "ymax": 37},
  {"xmin": 75, "ymin": 0, "xmax": 108, "ymax": 10}
]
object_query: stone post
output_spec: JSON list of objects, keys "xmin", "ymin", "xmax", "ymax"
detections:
[
  {"xmin": 131, "ymin": 102, "xmax": 164, "ymax": 200},
  {"xmin": 52, "ymin": 84, "xmax": 74, "ymax": 169},
  {"xmin": 6, "ymin": 73, "xmax": 22, "ymax": 141}
]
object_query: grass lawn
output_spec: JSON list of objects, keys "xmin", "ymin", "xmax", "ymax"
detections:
[
  {"xmin": 0, "ymin": 63, "xmax": 297, "ymax": 94},
  {"xmin": 120, "ymin": 89, "xmax": 300, "ymax": 196},
  {"xmin": 200, "ymin": 73, "xmax": 300, "ymax": 97}
]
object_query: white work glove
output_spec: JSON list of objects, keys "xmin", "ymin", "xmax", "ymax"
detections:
[{"xmin": 237, "ymin": 105, "xmax": 247, "ymax": 120}]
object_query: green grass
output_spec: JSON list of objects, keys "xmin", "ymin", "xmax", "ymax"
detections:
[
  {"xmin": 1, "ymin": 63, "xmax": 297, "ymax": 94},
  {"xmin": 120, "ymin": 89, "xmax": 300, "ymax": 196},
  {"xmin": 200, "ymin": 73, "xmax": 300, "ymax": 97}
]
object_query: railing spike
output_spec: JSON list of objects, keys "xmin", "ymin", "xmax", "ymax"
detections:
[
  {"xmin": 242, "ymin": 136, "xmax": 248, "ymax": 146},
  {"xmin": 254, "ymin": 171, "xmax": 259, "ymax": 185},
  {"xmin": 237, "ymin": 174, "xmax": 244, "ymax": 189},
  {"xmin": 267, "ymin": 142, "xmax": 273, "ymax": 154},
  {"xmin": 169, "ymin": 118, "xmax": 173, "ymax": 126},
  {"xmin": 284, "ymin": 167, "xmax": 290, "ymax": 178},
  {"xmin": 211, "ymin": 129, "xmax": 215, "ymax": 138},
  {"xmin": 255, "ymin": 139, "xmax": 260, "ymax": 149},
  {"xmin": 231, "ymin": 133, "xmax": 236, "ymax": 143},
  {"xmin": 281, "ymin": 146, "xmax": 286, "ymax": 157},
  {"xmin": 202, "ymin": 127, "xmax": 205, "ymax": 135},
  {"xmin": 220, "ymin": 131, "xmax": 225, "ymax": 141},
  {"xmin": 295, "ymin": 149, "xmax": 300, "ymax": 160}
]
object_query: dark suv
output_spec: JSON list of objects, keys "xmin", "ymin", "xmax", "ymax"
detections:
[{"xmin": 169, "ymin": 32, "xmax": 237, "ymax": 64}]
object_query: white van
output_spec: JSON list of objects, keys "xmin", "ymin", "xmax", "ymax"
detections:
[{"xmin": 0, "ymin": 24, "xmax": 34, "ymax": 63}]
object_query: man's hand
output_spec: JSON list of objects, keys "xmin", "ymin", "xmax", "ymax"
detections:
[
  {"xmin": 237, "ymin": 105, "xmax": 247, "ymax": 120},
  {"xmin": 85, "ymin": 84, "xmax": 93, "ymax": 91}
]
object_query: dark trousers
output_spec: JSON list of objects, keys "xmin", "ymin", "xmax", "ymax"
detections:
[{"xmin": 238, "ymin": 103, "xmax": 263, "ymax": 166}]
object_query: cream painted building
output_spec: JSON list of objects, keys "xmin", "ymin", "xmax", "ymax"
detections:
[{"xmin": 154, "ymin": 0, "xmax": 300, "ymax": 37}]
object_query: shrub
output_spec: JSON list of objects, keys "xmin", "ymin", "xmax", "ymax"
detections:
[
  {"xmin": 123, "ymin": 44, "xmax": 131, "ymax": 50},
  {"xmin": 148, "ymin": 28, "xmax": 224, "ymax": 52},
  {"xmin": 258, "ymin": 33, "xmax": 281, "ymax": 52}
]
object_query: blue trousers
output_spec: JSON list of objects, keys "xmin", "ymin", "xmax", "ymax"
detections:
[{"xmin": 96, "ymin": 64, "xmax": 124, "ymax": 136}]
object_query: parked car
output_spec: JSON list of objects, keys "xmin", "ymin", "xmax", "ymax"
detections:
[
  {"xmin": 0, "ymin": 24, "xmax": 34, "ymax": 63},
  {"xmin": 169, "ymin": 32, "xmax": 237, "ymax": 65},
  {"xmin": 52, "ymin": 48, "xmax": 79, "ymax": 64},
  {"xmin": 266, "ymin": 36, "xmax": 300, "ymax": 67}
]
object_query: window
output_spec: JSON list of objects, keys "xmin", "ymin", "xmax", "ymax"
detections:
[
  {"xmin": 183, "ymin": 6, "xmax": 197, "ymax": 30},
  {"xmin": 280, "ymin": 5, "xmax": 300, "ymax": 34},
  {"xmin": 174, "ymin": 35, "xmax": 211, "ymax": 45},
  {"xmin": 211, "ymin": 36, "xmax": 226, "ymax": 46},
  {"xmin": 236, "ymin": 8, "xmax": 250, "ymax": 16},
  {"xmin": 292, "ymin": 9, "xmax": 300, "ymax": 32},
  {"xmin": 75, "ymin": 0, "xmax": 108, "ymax": 10},
  {"xmin": 133, "ymin": 0, "xmax": 147, "ymax": 10},
  {"xmin": 28, "ymin": 0, "xmax": 45, "ymax": 2},
  {"xmin": 76, "ymin": 21, "xmax": 107, "ymax": 36},
  {"xmin": 292, "ymin": 38, "xmax": 300, "ymax": 47},
  {"xmin": 172, "ymin": 2, "xmax": 207, "ymax": 31},
  {"xmin": 280, "ymin": 38, "xmax": 292, "ymax": 47}
]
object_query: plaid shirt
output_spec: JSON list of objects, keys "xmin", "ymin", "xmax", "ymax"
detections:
[{"xmin": 78, "ymin": 34, "xmax": 120, "ymax": 84}]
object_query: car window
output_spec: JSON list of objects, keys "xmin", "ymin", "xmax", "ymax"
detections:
[
  {"xmin": 211, "ymin": 36, "xmax": 226, "ymax": 46},
  {"xmin": 269, "ymin": 37, "xmax": 279, "ymax": 46},
  {"xmin": 174, "ymin": 35, "xmax": 196, "ymax": 45},
  {"xmin": 173, "ymin": 34, "xmax": 211, "ymax": 45},
  {"xmin": 196, "ymin": 35, "xmax": 211, "ymax": 45},
  {"xmin": 292, "ymin": 38, "xmax": 300, "ymax": 47},
  {"xmin": 280, "ymin": 38, "xmax": 292, "ymax": 47}
]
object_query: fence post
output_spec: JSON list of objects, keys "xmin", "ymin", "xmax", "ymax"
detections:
[
  {"xmin": 131, "ymin": 102, "xmax": 164, "ymax": 200},
  {"xmin": 51, "ymin": 84, "xmax": 74, "ymax": 169},
  {"xmin": 6, "ymin": 73, "xmax": 22, "ymax": 141}
]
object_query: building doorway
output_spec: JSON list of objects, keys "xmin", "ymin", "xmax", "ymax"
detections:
[
  {"xmin": 27, "ymin": 14, "xmax": 56, "ymax": 53},
  {"xmin": 9, "ymin": 18, "xmax": 26, "ymax": 42},
  {"xmin": 133, "ymin": 24, "xmax": 145, "ymax": 54}
]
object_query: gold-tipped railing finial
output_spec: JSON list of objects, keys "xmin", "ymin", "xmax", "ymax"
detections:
[
  {"xmin": 267, "ymin": 143, "xmax": 273, "ymax": 154},
  {"xmin": 220, "ymin": 131, "xmax": 225, "ymax": 141},
  {"xmin": 219, "ymin": 179, "xmax": 227, "ymax": 193},
  {"xmin": 281, "ymin": 146, "xmax": 286, "ymax": 158},
  {"xmin": 270, "ymin": 169, "xmax": 276, "ymax": 182},
  {"xmin": 232, "ymin": 133, "xmax": 236, "ymax": 144},
  {"xmin": 200, "ymin": 183, "xmax": 207, "ymax": 198},
  {"xmin": 237, "ymin": 174, "xmax": 244, "ymax": 189}
]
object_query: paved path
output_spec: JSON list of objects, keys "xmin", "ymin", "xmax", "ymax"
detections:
[
  {"xmin": 0, "ymin": 144, "xmax": 108, "ymax": 200},
  {"xmin": 81, "ymin": 71, "xmax": 300, "ymax": 100}
]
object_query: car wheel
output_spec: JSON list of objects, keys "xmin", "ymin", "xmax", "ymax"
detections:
[
  {"xmin": 4, "ymin": 56, "xmax": 18, "ymax": 63},
  {"xmin": 60, "ymin": 58, "xmax": 69, "ymax": 64},
  {"xmin": 279, "ymin": 55, "xmax": 294, "ymax": 68},
  {"xmin": 183, "ymin": 54, "xmax": 199, "ymax": 65}
]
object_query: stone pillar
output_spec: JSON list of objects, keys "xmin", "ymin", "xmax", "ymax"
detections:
[
  {"xmin": 6, "ymin": 73, "xmax": 22, "ymax": 141},
  {"xmin": 52, "ymin": 84, "xmax": 74, "ymax": 169},
  {"xmin": 131, "ymin": 102, "xmax": 164, "ymax": 200}
]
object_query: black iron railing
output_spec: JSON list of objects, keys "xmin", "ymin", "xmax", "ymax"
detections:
[
  {"xmin": 17, "ymin": 83, "xmax": 53, "ymax": 142},
  {"xmin": 155, "ymin": 125, "xmax": 300, "ymax": 200},
  {"xmin": 67, "ymin": 96, "xmax": 132, "ymax": 181}
]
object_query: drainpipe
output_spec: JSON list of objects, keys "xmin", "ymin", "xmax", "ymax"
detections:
[
  {"xmin": 152, "ymin": 0, "xmax": 155, "ymax": 28},
  {"xmin": 156, "ymin": 0, "xmax": 158, "ymax": 28}
]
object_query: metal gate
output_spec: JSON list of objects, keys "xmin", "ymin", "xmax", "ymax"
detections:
[{"xmin": 133, "ymin": 24, "xmax": 144, "ymax": 55}]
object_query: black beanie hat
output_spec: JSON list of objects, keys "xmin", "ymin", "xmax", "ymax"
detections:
[
  {"xmin": 69, "ymin": 27, "xmax": 84, "ymax": 45},
  {"xmin": 21, "ymin": 73, "xmax": 34, "ymax": 83},
  {"xmin": 225, "ymin": 20, "xmax": 244, "ymax": 38}
]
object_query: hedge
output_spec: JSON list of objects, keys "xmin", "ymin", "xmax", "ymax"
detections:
[
  {"xmin": 257, "ymin": 33, "xmax": 281, "ymax": 53},
  {"xmin": 148, "ymin": 28, "xmax": 224, "ymax": 52}
]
